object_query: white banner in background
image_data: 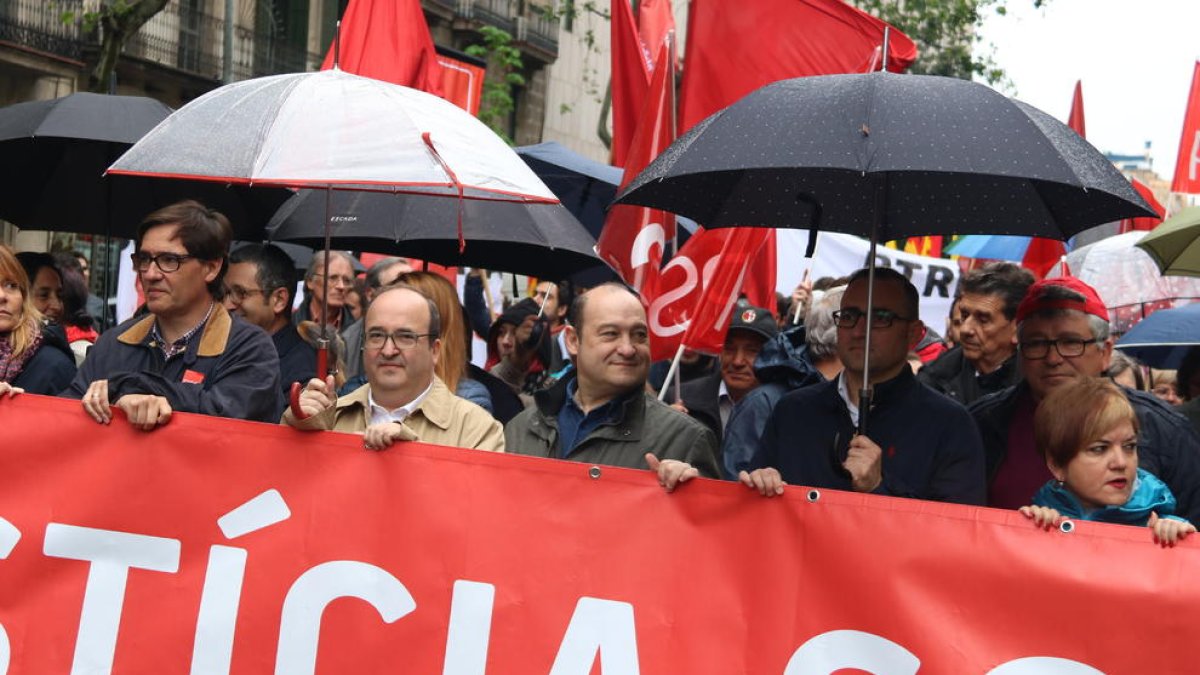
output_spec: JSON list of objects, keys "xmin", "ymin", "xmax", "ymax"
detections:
[{"xmin": 776, "ymin": 230, "xmax": 960, "ymax": 336}]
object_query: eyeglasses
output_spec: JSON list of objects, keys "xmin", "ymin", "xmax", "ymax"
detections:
[
  {"xmin": 313, "ymin": 273, "xmax": 355, "ymax": 288},
  {"xmin": 364, "ymin": 330, "xmax": 435, "ymax": 351},
  {"xmin": 1019, "ymin": 337, "xmax": 1097, "ymax": 360},
  {"xmin": 131, "ymin": 251, "xmax": 195, "ymax": 273},
  {"xmin": 832, "ymin": 307, "xmax": 913, "ymax": 329},
  {"xmin": 222, "ymin": 285, "xmax": 267, "ymax": 303}
]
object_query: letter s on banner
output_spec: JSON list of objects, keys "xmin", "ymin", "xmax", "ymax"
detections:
[
  {"xmin": 784, "ymin": 630, "xmax": 919, "ymax": 675},
  {"xmin": 648, "ymin": 255, "xmax": 698, "ymax": 339}
]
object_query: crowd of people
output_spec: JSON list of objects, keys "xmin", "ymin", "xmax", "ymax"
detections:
[{"xmin": 2, "ymin": 200, "xmax": 1199, "ymax": 545}]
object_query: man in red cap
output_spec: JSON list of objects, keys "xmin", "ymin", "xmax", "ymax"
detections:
[{"xmin": 970, "ymin": 276, "xmax": 1200, "ymax": 523}]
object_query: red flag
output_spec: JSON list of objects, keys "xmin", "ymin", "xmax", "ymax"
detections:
[
  {"xmin": 644, "ymin": 227, "xmax": 774, "ymax": 360},
  {"xmin": 638, "ymin": 0, "xmax": 676, "ymax": 60},
  {"xmin": 598, "ymin": 40, "xmax": 676, "ymax": 294},
  {"xmin": 1119, "ymin": 178, "xmax": 1166, "ymax": 233},
  {"xmin": 679, "ymin": 0, "xmax": 917, "ymax": 132},
  {"xmin": 435, "ymin": 54, "xmax": 486, "ymax": 114},
  {"xmin": 1068, "ymin": 80, "xmax": 1086, "ymax": 138},
  {"xmin": 1022, "ymin": 237, "xmax": 1065, "ymax": 280},
  {"xmin": 320, "ymin": 0, "xmax": 443, "ymax": 96},
  {"xmin": 610, "ymin": 0, "xmax": 653, "ymax": 166},
  {"xmin": 1173, "ymin": 61, "xmax": 1200, "ymax": 194}
]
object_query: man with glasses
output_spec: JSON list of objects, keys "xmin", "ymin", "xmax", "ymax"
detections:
[
  {"xmin": 295, "ymin": 250, "xmax": 358, "ymax": 332},
  {"xmin": 64, "ymin": 200, "xmax": 281, "ymax": 428},
  {"xmin": 740, "ymin": 268, "xmax": 986, "ymax": 505},
  {"xmin": 969, "ymin": 277, "xmax": 1200, "ymax": 522},
  {"xmin": 225, "ymin": 244, "xmax": 316, "ymax": 413},
  {"xmin": 283, "ymin": 285, "xmax": 503, "ymax": 452}
]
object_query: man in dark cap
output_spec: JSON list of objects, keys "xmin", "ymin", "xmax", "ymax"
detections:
[{"xmin": 672, "ymin": 303, "xmax": 779, "ymax": 447}]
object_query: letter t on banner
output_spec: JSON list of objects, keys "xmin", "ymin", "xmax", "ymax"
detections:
[
  {"xmin": 1172, "ymin": 61, "xmax": 1200, "ymax": 194},
  {"xmin": 597, "ymin": 38, "xmax": 677, "ymax": 295}
]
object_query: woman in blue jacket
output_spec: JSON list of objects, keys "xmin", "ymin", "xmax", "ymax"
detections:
[{"xmin": 1020, "ymin": 377, "xmax": 1195, "ymax": 546}]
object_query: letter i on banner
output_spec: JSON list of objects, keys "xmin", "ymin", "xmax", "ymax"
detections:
[
  {"xmin": 597, "ymin": 37, "xmax": 677, "ymax": 295},
  {"xmin": 1172, "ymin": 61, "xmax": 1200, "ymax": 194}
]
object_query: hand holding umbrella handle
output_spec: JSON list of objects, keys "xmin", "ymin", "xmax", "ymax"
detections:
[{"xmin": 288, "ymin": 347, "xmax": 330, "ymax": 421}]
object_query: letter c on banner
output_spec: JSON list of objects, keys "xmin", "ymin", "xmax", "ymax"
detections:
[
  {"xmin": 987, "ymin": 657, "xmax": 1105, "ymax": 675},
  {"xmin": 783, "ymin": 630, "xmax": 919, "ymax": 675},
  {"xmin": 275, "ymin": 561, "xmax": 416, "ymax": 675},
  {"xmin": 629, "ymin": 224, "xmax": 666, "ymax": 293}
]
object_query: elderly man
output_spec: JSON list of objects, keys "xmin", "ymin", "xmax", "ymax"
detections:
[
  {"xmin": 505, "ymin": 283, "xmax": 721, "ymax": 489},
  {"xmin": 224, "ymin": 244, "xmax": 316, "ymax": 411},
  {"xmin": 294, "ymin": 250, "xmax": 359, "ymax": 332},
  {"xmin": 341, "ymin": 256, "xmax": 414, "ymax": 379},
  {"xmin": 672, "ymin": 303, "xmax": 779, "ymax": 444},
  {"xmin": 721, "ymin": 286, "xmax": 844, "ymax": 479},
  {"xmin": 969, "ymin": 277, "xmax": 1200, "ymax": 522},
  {"xmin": 919, "ymin": 262, "xmax": 1033, "ymax": 405},
  {"xmin": 284, "ymin": 284, "xmax": 503, "ymax": 452},
  {"xmin": 64, "ymin": 200, "xmax": 281, "ymax": 428},
  {"xmin": 741, "ymin": 268, "xmax": 986, "ymax": 505}
]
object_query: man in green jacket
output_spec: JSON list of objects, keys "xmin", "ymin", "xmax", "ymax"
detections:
[{"xmin": 505, "ymin": 283, "xmax": 720, "ymax": 491}]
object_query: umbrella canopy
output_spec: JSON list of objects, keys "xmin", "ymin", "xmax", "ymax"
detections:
[
  {"xmin": 0, "ymin": 92, "xmax": 287, "ymax": 238},
  {"xmin": 516, "ymin": 141, "xmax": 624, "ymax": 238},
  {"xmin": 264, "ymin": 189, "xmax": 604, "ymax": 280},
  {"xmin": 615, "ymin": 71, "xmax": 1154, "ymax": 240},
  {"xmin": 108, "ymin": 69, "xmax": 556, "ymax": 202},
  {"xmin": 1137, "ymin": 206, "xmax": 1200, "ymax": 278},
  {"xmin": 1115, "ymin": 302, "xmax": 1200, "ymax": 369},
  {"xmin": 1046, "ymin": 231, "xmax": 1200, "ymax": 331}
]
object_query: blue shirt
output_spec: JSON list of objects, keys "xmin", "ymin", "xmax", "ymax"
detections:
[{"xmin": 556, "ymin": 378, "xmax": 625, "ymax": 458}]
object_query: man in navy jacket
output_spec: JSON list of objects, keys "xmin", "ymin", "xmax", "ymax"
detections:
[{"xmin": 742, "ymin": 268, "xmax": 986, "ymax": 505}]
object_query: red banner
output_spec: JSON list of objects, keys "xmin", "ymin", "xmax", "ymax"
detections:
[
  {"xmin": 1173, "ymin": 61, "xmax": 1200, "ymax": 194},
  {"xmin": 1, "ymin": 394, "xmax": 1199, "ymax": 673}
]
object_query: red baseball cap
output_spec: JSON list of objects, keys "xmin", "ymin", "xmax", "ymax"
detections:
[{"xmin": 1015, "ymin": 277, "xmax": 1108, "ymax": 324}]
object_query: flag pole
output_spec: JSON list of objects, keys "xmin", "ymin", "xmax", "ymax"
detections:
[{"xmin": 658, "ymin": 344, "xmax": 687, "ymax": 402}]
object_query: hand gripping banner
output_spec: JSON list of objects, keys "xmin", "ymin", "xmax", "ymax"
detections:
[{"xmin": 0, "ymin": 394, "xmax": 1198, "ymax": 673}]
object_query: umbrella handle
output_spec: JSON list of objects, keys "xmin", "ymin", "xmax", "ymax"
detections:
[{"xmin": 289, "ymin": 347, "xmax": 331, "ymax": 421}]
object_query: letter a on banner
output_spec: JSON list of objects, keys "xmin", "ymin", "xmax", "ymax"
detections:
[{"xmin": 1173, "ymin": 61, "xmax": 1200, "ymax": 194}]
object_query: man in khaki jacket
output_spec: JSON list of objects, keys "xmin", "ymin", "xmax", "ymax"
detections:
[{"xmin": 283, "ymin": 284, "xmax": 504, "ymax": 452}]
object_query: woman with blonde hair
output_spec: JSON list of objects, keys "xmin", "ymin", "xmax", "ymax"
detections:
[
  {"xmin": 0, "ymin": 244, "xmax": 76, "ymax": 396},
  {"xmin": 392, "ymin": 271, "xmax": 492, "ymax": 412},
  {"xmin": 1021, "ymin": 377, "xmax": 1195, "ymax": 545}
]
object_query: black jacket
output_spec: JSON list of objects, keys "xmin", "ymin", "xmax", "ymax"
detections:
[
  {"xmin": 969, "ymin": 382, "xmax": 1200, "ymax": 524},
  {"xmin": 752, "ymin": 367, "xmax": 987, "ymax": 505},
  {"xmin": 11, "ymin": 323, "xmax": 75, "ymax": 395},
  {"xmin": 677, "ymin": 371, "xmax": 724, "ymax": 443},
  {"xmin": 917, "ymin": 345, "xmax": 1021, "ymax": 406}
]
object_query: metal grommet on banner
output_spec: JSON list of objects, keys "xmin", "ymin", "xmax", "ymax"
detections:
[
  {"xmin": 806, "ymin": 489, "xmax": 820, "ymax": 502},
  {"xmin": 1059, "ymin": 520, "xmax": 1075, "ymax": 534},
  {"xmin": 588, "ymin": 466, "xmax": 602, "ymax": 480}
]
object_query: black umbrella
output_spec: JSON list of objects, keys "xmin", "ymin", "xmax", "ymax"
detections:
[
  {"xmin": 264, "ymin": 188, "xmax": 605, "ymax": 281},
  {"xmin": 615, "ymin": 71, "xmax": 1156, "ymax": 433},
  {"xmin": 0, "ymin": 92, "xmax": 288, "ymax": 239}
]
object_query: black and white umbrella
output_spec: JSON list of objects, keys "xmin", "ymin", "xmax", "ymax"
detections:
[{"xmin": 615, "ymin": 71, "xmax": 1156, "ymax": 433}]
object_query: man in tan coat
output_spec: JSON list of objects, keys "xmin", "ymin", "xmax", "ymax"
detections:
[{"xmin": 283, "ymin": 284, "xmax": 503, "ymax": 452}]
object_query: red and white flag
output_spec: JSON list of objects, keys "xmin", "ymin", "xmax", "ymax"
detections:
[
  {"xmin": 320, "ymin": 0, "xmax": 443, "ymax": 96},
  {"xmin": 1173, "ymin": 61, "xmax": 1200, "ymax": 194},
  {"xmin": 644, "ymin": 227, "xmax": 774, "ymax": 361},
  {"xmin": 597, "ymin": 39, "xmax": 676, "ymax": 295}
]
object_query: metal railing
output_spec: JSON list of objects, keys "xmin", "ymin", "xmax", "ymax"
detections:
[{"xmin": 0, "ymin": 0, "xmax": 85, "ymax": 62}]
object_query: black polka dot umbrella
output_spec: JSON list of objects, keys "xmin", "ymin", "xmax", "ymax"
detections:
[{"xmin": 614, "ymin": 71, "xmax": 1156, "ymax": 434}]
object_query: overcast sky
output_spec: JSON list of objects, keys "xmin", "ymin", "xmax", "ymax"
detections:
[{"xmin": 976, "ymin": 0, "xmax": 1200, "ymax": 182}]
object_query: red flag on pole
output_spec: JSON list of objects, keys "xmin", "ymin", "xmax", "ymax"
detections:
[
  {"xmin": 320, "ymin": 0, "xmax": 443, "ymax": 96},
  {"xmin": 1119, "ymin": 178, "xmax": 1166, "ymax": 233},
  {"xmin": 1173, "ymin": 61, "xmax": 1200, "ymax": 194},
  {"xmin": 679, "ymin": 0, "xmax": 917, "ymax": 132},
  {"xmin": 644, "ymin": 227, "xmax": 773, "ymax": 360},
  {"xmin": 598, "ymin": 39, "xmax": 676, "ymax": 294},
  {"xmin": 638, "ymin": 0, "xmax": 676, "ymax": 60},
  {"xmin": 1068, "ymin": 80, "xmax": 1086, "ymax": 138},
  {"xmin": 610, "ymin": 0, "xmax": 653, "ymax": 167}
]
